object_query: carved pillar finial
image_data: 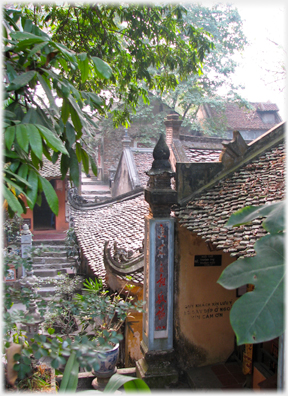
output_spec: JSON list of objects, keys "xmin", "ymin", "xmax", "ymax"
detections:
[
  {"xmin": 145, "ymin": 134, "xmax": 177, "ymax": 217},
  {"xmin": 122, "ymin": 130, "xmax": 131, "ymax": 148}
]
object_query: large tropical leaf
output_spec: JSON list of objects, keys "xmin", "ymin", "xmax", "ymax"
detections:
[
  {"xmin": 218, "ymin": 201, "xmax": 285, "ymax": 345},
  {"xmin": 91, "ymin": 56, "xmax": 113, "ymax": 79},
  {"xmin": 36, "ymin": 124, "xmax": 68, "ymax": 155},
  {"xmin": 15, "ymin": 124, "xmax": 29, "ymax": 152},
  {"xmin": 26, "ymin": 169, "xmax": 39, "ymax": 209},
  {"xmin": 4, "ymin": 126, "xmax": 16, "ymax": 150},
  {"xmin": 226, "ymin": 201, "xmax": 285, "ymax": 234},
  {"xmin": 39, "ymin": 176, "xmax": 59, "ymax": 215},
  {"xmin": 78, "ymin": 53, "xmax": 89, "ymax": 83},
  {"xmin": 26, "ymin": 124, "xmax": 43, "ymax": 160},
  {"xmin": 3, "ymin": 185, "xmax": 24, "ymax": 215},
  {"xmin": 81, "ymin": 148, "xmax": 89, "ymax": 175},
  {"xmin": 68, "ymin": 148, "xmax": 79, "ymax": 187},
  {"xmin": 6, "ymin": 70, "xmax": 37, "ymax": 92},
  {"xmin": 104, "ymin": 373, "xmax": 150, "ymax": 393}
]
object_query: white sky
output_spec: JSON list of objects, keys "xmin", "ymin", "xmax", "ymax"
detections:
[{"xmin": 222, "ymin": 1, "xmax": 287, "ymax": 119}]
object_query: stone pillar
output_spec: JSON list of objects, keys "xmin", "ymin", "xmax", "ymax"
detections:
[
  {"xmin": 122, "ymin": 129, "xmax": 131, "ymax": 148},
  {"xmin": 136, "ymin": 134, "xmax": 178, "ymax": 388},
  {"xmin": 164, "ymin": 113, "xmax": 182, "ymax": 172},
  {"xmin": 21, "ymin": 224, "xmax": 32, "ymax": 278},
  {"xmin": 164, "ymin": 113, "xmax": 182, "ymax": 146}
]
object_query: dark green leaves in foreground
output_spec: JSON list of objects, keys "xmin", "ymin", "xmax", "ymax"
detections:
[
  {"xmin": 104, "ymin": 373, "xmax": 151, "ymax": 393},
  {"xmin": 3, "ymin": 9, "xmax": 111, "ymax": 217},
  {"xmin": 218, "ymin": 201, "xmax": 285, "ymax": 345}
]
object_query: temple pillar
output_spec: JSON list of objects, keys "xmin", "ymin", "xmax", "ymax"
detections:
[{"xmin": 136, "ymin": 134, "xmax": 178, "ymax": 388}]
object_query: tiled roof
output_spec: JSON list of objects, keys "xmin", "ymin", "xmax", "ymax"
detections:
[
  {"xmin": 204, "ymin": 102, "xmax": 282, "ymax": 131},
  {"xmin": 39, "ymin": 156, "xmax": 62, "ymax": 178},
  {"xmin": 255, "ymin": 103, "xmax": 279, "ymax": 112},
  {"xmin": 175, "ymin": 143, "xmax": 285, "ymax": 259},
  {"xmin": 183, "ymin": 147, "xmax": 222, "ymax": 163},
  {"xmin": 132, "ymin": 150, "xmax": 153, "ymax": 187},
  {"xmin": 71, "ymin": 193, "xmax": 148, "ymax": 284}
]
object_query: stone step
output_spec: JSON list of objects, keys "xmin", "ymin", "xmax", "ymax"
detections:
[
  {"xmin": 33, "ymin": 240, "xmax": 67, "ymax": 246},
  {"xmin": 36, "ymin": 251, "xmax": 67, "ymax": 257},
  {"xmin": 33, "ymin": 256, "xmax": 73, "ymax": 264},
  {"xmin": 33, "ymin": 269, "xmax": 66, "ymax": 278},
  {"xmin": 81, "ymin": 189, "xmax": 111, "ymax": 195},
  {"xmin": 81, "ymin": 194, "xmax": 111, "ymax": 201},
  {"xmin": 37, "ymin": 286, "xmax": 56, "ymax": 297},
  {"xmin": 32, "ymin": 262, "xmax": 76, "ymax": 271}
]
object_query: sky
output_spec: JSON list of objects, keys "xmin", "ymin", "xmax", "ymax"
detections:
[{"xmin": 223, "ymin": 1, "xmax": 286, "ymax": 119}]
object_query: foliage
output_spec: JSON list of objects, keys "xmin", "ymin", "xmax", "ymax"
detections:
[
  {"xmin": 35, "ymin": 3, "xmax": 213, "ymax": 127},
  {"xmin": 59, "ymin": 351, "xmax": 79, "ymax": 392},
  {"xmin": 3, "ymin": 7, "xmax": 111, "ymax": 217},
  {"xmin": 43, "ymin": 274, "xmax": 84, "ymax": 336},
  {"xmin": 75, "ymin": 278, "xmax": 145, "ymax": 347},
  {"xmin": 104, "ymin": 373, "xmax": 151, "ymax": 393},
  {"xmin": 218, "ymin": 201, "xmax": 285, "ymax": 345},
  {"xmin": 82, "ymin": 277, "xmax": 103, "ymax": 293},
  {"xmin": 158, "ymin": 3, "xmax": 250, "ymax": 136},
  {"xmin": 3, "ymin": 213, "xmax": 23, "ymax": 245},
  {"xmin": 15, "ymin": 364, "xmax": 52, "ymax": 391},
  {"xmin": 3, "ymin": 4, "xmax": 213, "ymax": 217}
]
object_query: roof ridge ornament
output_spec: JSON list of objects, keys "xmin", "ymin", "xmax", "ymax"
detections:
[{"xmin": 219, "ymin": 131, "xmax": 248, "ymax": 169}]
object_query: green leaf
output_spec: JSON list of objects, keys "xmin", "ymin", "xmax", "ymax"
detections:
[
  {"xmin": 4, "ymin": 169, "xmax": 31, "ymax": 186},
  {"xmin": 10, "ymin": 31, "xmax": 48, "ymax": 41},
  {"xmin": 75, "ymin": 142, "xmax": 82, "ymax": 162},
  {"xmin": 59, "ymin": 351, "xmax": 78, "ymax": 392},
  {"xmin": 17, "ymin": 163, "xmax": 29, "ymax": 180},
  {"xmin": 3, "ymin": 185, "xmax": 24, "ymax": 215},
  {"xmin": 7, "ymin": 70, "xmax": 37, "ymax": 92},
  {"xmin": 16, "ymin": 124, "xmax": 29, "ymax": 152},
  {"xmin": 226, "ymin": 201, "xmax": 284, "ymax": 233},
  {"xmin": 89, "ymin": 156, "xmax": 98, "ymax": 177},
  {"xmin": 262, "ymin": 201, "xmax": 285, "ymax": 234},
  {"xmin": 36, "ymin": 124, "xmax": 68, "ymax": 155},
  {"xmin": 68, "ymin": 98, "xmax": 83, "ymax": 137},
  {"xmin": 6, "ymin": 63, "xmax": 18, "ymax": 84},
  {"xmin": 91, "ymin": 57, "xmax": 113, "ymax": 79},
  {"xmin": 26, "ymin": 169, "xmax": 39, "ymax": 209},
  {"xmin": 81, "ymin": 148, "xmax": 89, "ymax": 175},
  {"xmin": 104, "ymin": 373, "xmax": 150, "ymax": 393},
  {"xmin": 52, "ymin": 41, "xmax": 77, "ymax": 64},
  {"xmin": 3, "ymin": 175, "xmax": 28, "ymax": 198},
  {"xmin": 5, "ymin": 126, "xmax": 16, "ymax": 150},
  {"xmin": 68, "ymin": 148, "xmax": 79, "ymax": 187},
  {"xmin": 61, "ymin": 98, "xmax": 70, "ymax": 125},
  {"xmin": 39, "ymin": 176, "xmax": 59, "ymax": 215},
  {"xmin": 28, "ymin": 41, "xmax": 48, "ymax": 57},
  {"xmin": 60, "ymin": 154, "xmax": 70, "ymax": 178},
  {"xmin": 78, "ymin": 53, "xmax": 89, "ymax": 83},
  {"xmin": 37, "ymin": 73, "xmax": 59, "ymax": 115},
  {"xmin": 218, "ymin": 233, "xmax": 284, "ymax": 344},
  {"xmin": 65, "ymin": 121, "xmax": 76, "ymax": 148},
  {"xmin": 26, "ymin": 124, "xmax": 43, "ymax": 160}
]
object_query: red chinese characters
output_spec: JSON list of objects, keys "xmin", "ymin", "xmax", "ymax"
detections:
[{"xmin": 155, "ymin": 223, "xmax": 169, "ymax": 332}]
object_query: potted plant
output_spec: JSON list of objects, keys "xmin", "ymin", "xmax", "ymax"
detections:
[{"xmin": 74, "ymin": 278, "xmax": 145, "ymax": 382}]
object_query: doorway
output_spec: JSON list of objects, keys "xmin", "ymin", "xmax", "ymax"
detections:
[{"xmin": 33, "ymin": 179, "xmax": 56, "ymax": 230}]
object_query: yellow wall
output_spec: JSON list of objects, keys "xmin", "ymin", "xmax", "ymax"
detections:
[
  {"xmin": 175, "ymin": 224, "xmax": 237, "ymax": 368},
  {"xmin": 124, "ymin": 285, "xmax": 144, "ymax": 367}
]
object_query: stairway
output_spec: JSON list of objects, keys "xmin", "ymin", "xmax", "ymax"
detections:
[
  {"xmin": 80, "ymin": 173, "xmax": 111, "ymax": 202},
  {"xmin": 32, "ymin": 239, "xmax": 78, "ymax": 298}
]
